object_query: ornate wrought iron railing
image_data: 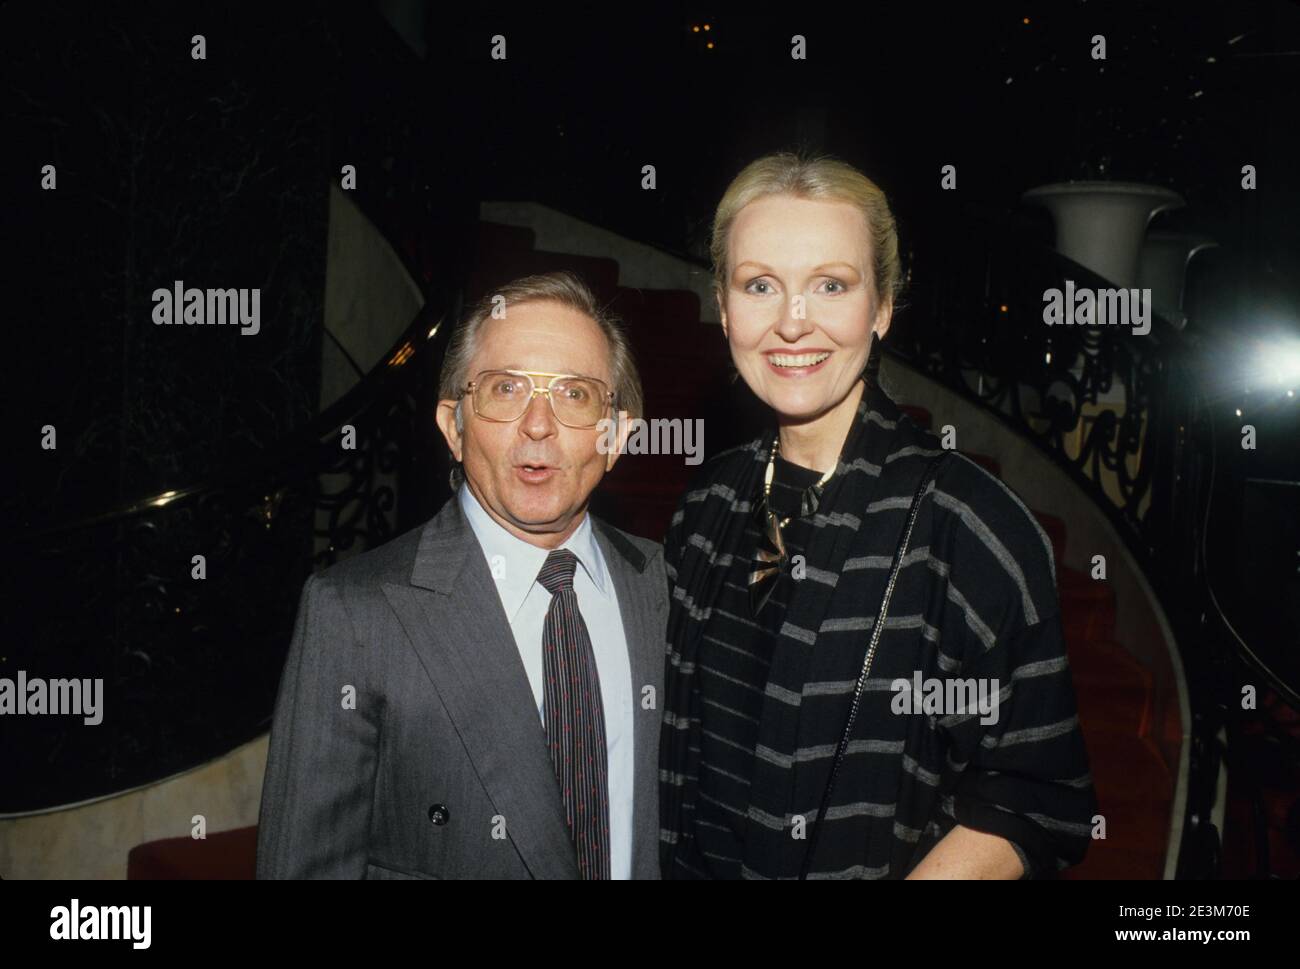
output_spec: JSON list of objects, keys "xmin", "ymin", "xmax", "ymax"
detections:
[{"xmin": 890, "ymin": 216, "xmax": 1199, "ymax": 566}]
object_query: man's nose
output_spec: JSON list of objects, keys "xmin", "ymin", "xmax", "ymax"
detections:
[{"xmin": 518, "ymin": 392, "xmax": 559, "ymax": 439}]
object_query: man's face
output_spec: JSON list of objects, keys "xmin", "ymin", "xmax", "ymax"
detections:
[
  {"xmin": 720, "ymin": 195, "xmax": 891, "ymax": 422},
  {"xmin": 436, "ymin": 299, "xmax": 625, "ymax": 548}
]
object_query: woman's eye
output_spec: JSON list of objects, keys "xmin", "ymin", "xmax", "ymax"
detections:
[
  {"xmin": 746, "ymin": 279, "xmax": 773, "ymax": 295},
  {"xmin": 822, "ymin": 278, "xmax": 846, "ymax": 294}
]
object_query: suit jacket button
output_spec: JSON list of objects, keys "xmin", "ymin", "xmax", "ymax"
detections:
[{"xmin": 428, "ymin": 803, "xmax": 450, "ymax": 826}]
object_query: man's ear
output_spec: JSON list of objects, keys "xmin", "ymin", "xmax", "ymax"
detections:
[
  {"xmin": 603, "ymin": 409, "xmax": 634, "ymax": 473},
  {"xmin": 435, "ymin": 399, "xmax": 463, "ymax": 463}
]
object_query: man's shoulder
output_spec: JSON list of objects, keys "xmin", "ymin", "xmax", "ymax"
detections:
[
  {"xmin": 592, "ymin": 515, "xmax": 664, "ymax": 572},
  {"xmin": 312, "ymin": 519, "xmax": 429, "ymax": 590}
]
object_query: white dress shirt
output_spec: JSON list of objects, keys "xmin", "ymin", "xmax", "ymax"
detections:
[{"xmin": 458, "ymin": 485, "xmax": 634, "ymax": 879}]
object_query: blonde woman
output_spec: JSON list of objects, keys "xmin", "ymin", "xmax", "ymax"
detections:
[{"xmin": 658, "ymin": 152, "xmax": 1096, "ymax": 879}]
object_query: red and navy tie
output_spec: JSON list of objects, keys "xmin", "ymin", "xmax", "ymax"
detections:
[{"xmin": 538, "ymin": 548, "xmax": 611, "ymax": 880}]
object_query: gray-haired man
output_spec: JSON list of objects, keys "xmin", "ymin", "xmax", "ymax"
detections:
[{"xmin": 257, "ymin": 271, "xmax": 666, "ymax": 879}]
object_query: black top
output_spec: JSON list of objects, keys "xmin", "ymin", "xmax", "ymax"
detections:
[{"xmin": 690, "ymin": 454, "xmax": 827, "ymax": 877}]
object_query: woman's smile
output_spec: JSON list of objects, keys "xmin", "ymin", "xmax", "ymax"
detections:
[{"xmin": 763, "ymin": 348, "xmax": 833, "ymax": 376}]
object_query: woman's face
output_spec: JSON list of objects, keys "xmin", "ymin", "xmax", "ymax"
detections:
[{"xmin": 720, "ymin": 195, "xmax": 891, "ymax": 423}]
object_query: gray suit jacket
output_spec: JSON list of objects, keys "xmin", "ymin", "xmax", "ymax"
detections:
[{"xmin": 256, "ymin": 494, "xmax": 668, "ymax": 879}]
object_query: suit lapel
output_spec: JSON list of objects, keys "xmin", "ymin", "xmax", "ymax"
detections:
[
  {"xmin": 593, "ymin": 520, "xmax": 664, "ymax": 879},
  {"xmin": 381, "ymin": 498, "xmax": 579, "ymax": 879}
]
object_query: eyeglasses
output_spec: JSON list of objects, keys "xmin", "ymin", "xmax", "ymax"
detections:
[{"xmin": 459, "ymin": 369, "xmax": 615, "ymax": 428}]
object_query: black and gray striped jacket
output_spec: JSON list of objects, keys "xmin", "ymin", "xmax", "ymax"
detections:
[{"xmin": 658, "ymin": 380, "xmax": 1097, "ymax": 879}]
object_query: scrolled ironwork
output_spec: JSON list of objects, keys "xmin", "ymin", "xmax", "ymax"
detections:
[{"xmin": 892, "ymin": 216, "xmax": 1194, "ymax": 561}]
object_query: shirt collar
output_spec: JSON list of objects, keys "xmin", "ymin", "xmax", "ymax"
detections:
[{"xmin": 458, "ymin": 485, "xmax": 611, "ymax": 622}]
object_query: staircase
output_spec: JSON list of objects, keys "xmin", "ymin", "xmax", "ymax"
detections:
[{"xmin": 470, "ymin": 215, "xmax": 1176, "ymax": 879}]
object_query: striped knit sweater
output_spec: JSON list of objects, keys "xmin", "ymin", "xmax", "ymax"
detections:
[{"xmin": 659, "ymin": 379, "xmax": 1098, "ymax": 879}]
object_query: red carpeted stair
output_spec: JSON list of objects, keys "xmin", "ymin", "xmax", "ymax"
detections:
[{"xmin": 128, "ymin": 826, "xmax": 257, "ymax": 879}]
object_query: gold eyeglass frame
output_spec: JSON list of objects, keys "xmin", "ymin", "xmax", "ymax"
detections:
[{"xmin": 459, "ymin": 369, "xmax": 616, "ymax": 429}]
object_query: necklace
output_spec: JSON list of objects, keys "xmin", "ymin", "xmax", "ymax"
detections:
[{"xmin": 748, "ymin": 434, "xmax": 837, "ymax": 615}]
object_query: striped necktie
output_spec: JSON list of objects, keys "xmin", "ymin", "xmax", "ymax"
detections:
[{"xmin": 537, "ymin": 548, "xmax": 611, "ymax": 879}]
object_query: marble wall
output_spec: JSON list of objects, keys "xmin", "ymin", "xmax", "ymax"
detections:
[{"xmin": 0, "ymin": 736, "xmax": 267, "ymax": 880}]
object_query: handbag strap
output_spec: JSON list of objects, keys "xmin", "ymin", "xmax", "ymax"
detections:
[{"xmin": 798, "ymin": 449, "xmax": 950, "ymax": 879}]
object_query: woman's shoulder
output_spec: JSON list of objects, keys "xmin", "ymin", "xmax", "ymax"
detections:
[
  {"xmin": 665, "ymin": 435, "xmax": 764, "ymax": 546},
  {"xmin": 927, "ymin": 447, "xmax": 1061, "ymax": 627},
  {"xmin": 679, "ymin": 435, "xmax": 766, "ymax": 504}
]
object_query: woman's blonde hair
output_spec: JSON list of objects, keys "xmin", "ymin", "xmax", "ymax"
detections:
[{"xmin": 709, "ymin": 151, "xmax": 903, "ymax": 314}]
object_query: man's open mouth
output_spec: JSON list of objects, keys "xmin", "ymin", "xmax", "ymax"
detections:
[{"xmin": 516, "ymin": 462, "xmax": 558, "ymax": 482}]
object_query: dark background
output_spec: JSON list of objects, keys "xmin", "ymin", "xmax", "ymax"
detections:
[{"xmin": 6, "ymin": 1, "xmax": 1299, "ymax": 524}]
